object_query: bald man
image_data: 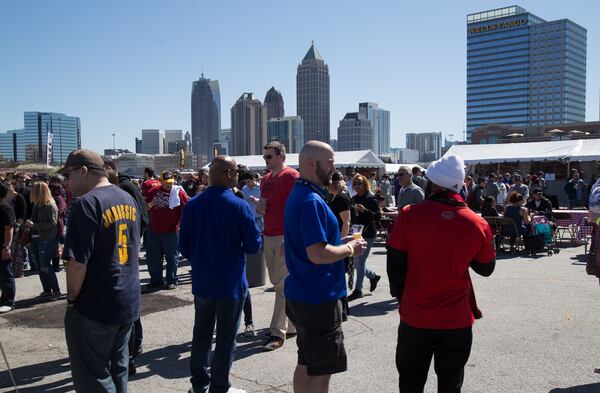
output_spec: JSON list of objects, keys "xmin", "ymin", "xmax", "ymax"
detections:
[
  {"xmin": 179, "ymin": 156, "xmax": 262, "ymax": 393},
  {"xmin": 284, "ymin": 141, "xmax": 367, "ymax": 393}
]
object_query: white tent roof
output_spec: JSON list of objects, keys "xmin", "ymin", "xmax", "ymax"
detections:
[
  {"xmin": 385, "ymin": 164, "xmax": 425, "ymax": 173},
  {"xmin": 202, "ymin": 150, "xmax": 385, "ymax": 171},
  {"xmin": 444, "ymin": 139, "xmax": 600, "ymax": 164}
]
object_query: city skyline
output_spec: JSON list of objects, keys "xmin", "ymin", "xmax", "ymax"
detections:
[{"xmin": 1, "ymin": 1, "xmax": 599, "ymax": 153}]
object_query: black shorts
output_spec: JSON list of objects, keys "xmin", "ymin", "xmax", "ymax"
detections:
[{"xmin": 285, "ymin": 298, "xmax": 347, "ymax": 376}]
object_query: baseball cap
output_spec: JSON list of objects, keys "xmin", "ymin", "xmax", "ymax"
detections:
[
  {"xmin": 533, "ymin": 188, "xmax": 543, "ymax": 194},
  {"xmin": 58, "ymin": 149, "xmax": 106, "ymax": 175},
  {"xmin": 160, "ymin": 171, "xmax": 175, "ymax": 184}
]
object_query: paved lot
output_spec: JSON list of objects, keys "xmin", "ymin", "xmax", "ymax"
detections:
[{"xmin": 1, "ymin": 242, "xmax": 600, "ymax": 393}]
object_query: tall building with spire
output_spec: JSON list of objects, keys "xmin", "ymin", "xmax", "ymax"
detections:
[
  {"xmin": 296, "ymin": 42, "xmax": 330, "ymax": 144},
  {"xmin": 264, "ymin": 87, "xmax": 285, "ymax": 120},
  {"xmin": 191, "ymin": 75, "xmax": 220, "ymax": 164}
]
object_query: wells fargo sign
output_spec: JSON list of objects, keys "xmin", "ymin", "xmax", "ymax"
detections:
[{"xmin": 468, "ymin": 19, "xmax": 528, "ymax": 34}]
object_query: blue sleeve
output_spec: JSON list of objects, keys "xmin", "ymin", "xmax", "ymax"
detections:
[
  {"xmin": 178, "ymin": 202, "xmax": 192, "ymax": 259},
  {"xmin": 240, "ymin": 201, "xmax": 262, "ymax": 254},
  {"xmin": 63, "ymin": 199, "xmax": 98, "ymax": 264},
  {"xmin": 298, "ymin": 199, "xmax": 328, "ymax": 248}
]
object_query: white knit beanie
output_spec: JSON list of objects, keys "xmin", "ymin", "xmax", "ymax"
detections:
[{"xmin": 425, "ymin": 155, "xmax": 465, "ymax": 193}]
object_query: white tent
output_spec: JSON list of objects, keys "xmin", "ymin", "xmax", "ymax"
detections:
[
  {"xmin": 444, "ymin": 139, "xmax": 600, "ymax": 164},
  {"xmin": 385, "ymin": 164, "xmax": 425, "ymax": 174},
  {"xmin": 202, "ymin": 150, "xmax": 385, "ymax": 171}
]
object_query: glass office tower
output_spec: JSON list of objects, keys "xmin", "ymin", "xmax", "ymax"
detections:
[
  {"xmin": 23, "ymin": 112, "xmax": 81, "ymax": 164},
  {"xmin": 466, "ymin": 6, "xmax": 586, "ymax": 142}
]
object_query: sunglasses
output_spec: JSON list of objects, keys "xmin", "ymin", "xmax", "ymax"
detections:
[
  {"xmin": 397, "ymin": 173, "xmax": 409, "ymax": 177},
  {"xmin": 62, "ymin": 167, "xmax": 82, "ymax": 180}
]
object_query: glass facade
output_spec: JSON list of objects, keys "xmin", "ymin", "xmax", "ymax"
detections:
[
  {"xmin": 267, "ymin": 116, "xmax": 304, "ymax": 154},
  {"xmin": 23, "ymin": 112, "xmax": 80, "ymax": 164},
  {"xmin": 466, "ymin": 6, "xmax": 586, "ymax": 142},
  {"xmin": 359, "ymin": 102, "xmax": 390, "ymax": 155},
  {"xmin": 337, "ymin": 113, "xmax": 372, "ymax": 152},
  {"xmin": 0, "ymin": 129, "xmax": 24, "ymax": 162}
]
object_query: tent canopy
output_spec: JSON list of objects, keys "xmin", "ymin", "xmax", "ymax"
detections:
[
  {"xmin": 385, "ymin": 164, "xmax": 425, "ymax": 173},
  {"xmin": 444, "ymin": 139, "xmax": 600, "ymax": 164},
  {"xmin": 202, "ymin": 150, "xmax": 385, "ymax": 171}
]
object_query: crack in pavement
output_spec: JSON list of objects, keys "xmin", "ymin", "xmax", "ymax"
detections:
[{"xmin": 230, "ymin": 373, "xmax": 291, "ymax": 392}]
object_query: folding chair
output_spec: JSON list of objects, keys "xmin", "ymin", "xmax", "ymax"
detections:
[
  {"xmin": 494, "ymin": 216, "xmax": 525, "ymax": 251},
  {"xmin": 553, "ymin": 212, "xmax": 578, "ymax": 246}
]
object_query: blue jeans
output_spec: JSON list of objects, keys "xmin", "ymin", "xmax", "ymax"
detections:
[
  {"xmin": 31, "ymin": 238, "xmax": 60, "ymax": 293},
  {"xmin": 0, "ymin": 259, "xmax": 15, "ymax": 307},
  {"xmin": 190, "ymin": 291, "xmax": 246, "ymax": 393},
  {"xmin": 354, "ymin": 237, "xmax": 376, "ymax": 293},
  {"xmin": 64, "ymin": 307, "xmax": 132, "ymax": 393},
  {"xmin": 145, "ymin": 230, "xmax": 179, "ymax": 285}
]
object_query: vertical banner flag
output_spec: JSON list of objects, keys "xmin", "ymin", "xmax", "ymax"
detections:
[{"xmin": 46, "ymin": 132, "xmax": 53, "ymax": 166}]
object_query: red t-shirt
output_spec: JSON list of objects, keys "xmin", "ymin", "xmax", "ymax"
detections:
[
  {"xmin": 141, "ymin": 179, "xmax": 161, "ymax": 197},
  {"xmin": 146, "ymin": 186, "xmax": 189, "ymax": 234},
  {"xmin": 387, "ymin": 200, "xmax": 495, "ymax": 329},
  {"xmin": 260, "ymin": 166, "xmax": 299, "ymax": 236}
]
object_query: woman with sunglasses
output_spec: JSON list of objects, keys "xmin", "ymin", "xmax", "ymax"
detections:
[{"xmin": 348, "ymin": 174, "xmax": 382, "ymax": 301}]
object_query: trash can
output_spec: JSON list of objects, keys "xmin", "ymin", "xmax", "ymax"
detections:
[{"xmin": 246, "ymin": 245, "xmax": 266, "ymax": 288}]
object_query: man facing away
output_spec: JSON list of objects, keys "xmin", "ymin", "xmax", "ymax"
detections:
[
  {"xmin": 396, "ymin": 165, "xmax": 425, "ymax": 209},
  {"xmin": 284, "ymin": 141, "xmax": 367, "ymax": 393},
  {"xmin": 387, "ymin": 154, "xmax": 495, "ymax": 393},
  {"xmin": 179, "ymin": 156, "xmax": 262, "ymax": 393},
  {"xmin": 61, "ymin": 149, "xmax": 141, "ymax": 392},
  {"xmin": 256, "ymin": 141, "xmax": 299, "ymax": 351}
]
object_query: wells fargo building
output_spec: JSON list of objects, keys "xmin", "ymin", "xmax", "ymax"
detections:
[{"xmin": 466, "ymin": 6, "xmax": 586, "ymax": 142}]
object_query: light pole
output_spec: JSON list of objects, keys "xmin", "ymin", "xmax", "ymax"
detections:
[{"xmin": 112, "ymin": 133, "xmax": 116, "ymax": 152}]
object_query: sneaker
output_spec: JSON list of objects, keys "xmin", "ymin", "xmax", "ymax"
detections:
[
  {"xmin": 347, "ymin": 290, "xmax": 364, "ymax": 302},
  {"xmin": 0, "ymin": 305, "xmax": 13, "ymax": 314},
  {"xmin": 263, "ymin": 336, "xmax": 284, "ymax": 351},
  {"xmin": 243, "ymin": 324, "xmax": 256, "ymax": 337},
  {"xmin": 51, "ymin": 291, "xmax": 62, "ymax": 300},
  {"xmin": 227, "ymin": 388, "xmax": 247, "ymax": 393},
  {"xmin": 142, "ymin": 282, "xmax": 164, "ymax": 294},
  {"xmin": 165, "ymin": 283, "xmax": 178, "ymax": 290},
  {"xmin": 369, "ymin": 275, "xmax": 381, "ymax": 292}
]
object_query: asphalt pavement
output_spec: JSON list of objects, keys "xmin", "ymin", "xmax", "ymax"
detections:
[{"xmin": 1, "ymin": 241, "xmax": 600, "ymax": 393}]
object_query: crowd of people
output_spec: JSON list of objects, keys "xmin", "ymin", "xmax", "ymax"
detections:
[{"xmin": 26, "ymin": 141, "xmax": 600, "ymax": 392}]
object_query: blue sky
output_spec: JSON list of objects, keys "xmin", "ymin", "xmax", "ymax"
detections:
[{"xmin": 1, "ymin": 0, "xmax": 598, "ymax": 152}]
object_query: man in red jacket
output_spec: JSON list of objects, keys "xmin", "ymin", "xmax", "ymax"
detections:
[
  {"xmin": 387, "ymin": 155, "xmax": 495, "ymax": 393},
  {"xmin": 144, "ymin": 171, "xmax": 189, "ymax": 292}
]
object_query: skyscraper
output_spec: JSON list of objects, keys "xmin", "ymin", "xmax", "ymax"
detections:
[
  {"xmin": 141, "ymin": 129, "xmax": 164, "ymax": 154},
  {"xmin": 406, "ymin": 132, "xmax": 442, "ymax": 162},
  {"xmin": 297, "ymin": 42, "xmax": 330, "ymax": 143},
  {"xmin": 23, "ymin": 112, "xmax": 81, "ymax": 164},
  {"xmin": 337, "ymin": 113, "xmax": 372, "ymax": 152},
  {"xmin": 0, "ymin": 129, "xmax": 24, "ymax": 162},
  {"xmin": 191, "ymin": 75, "xmax": 220, "ymax": 162},
  {"xmin": 264, "ymin": 87, "xmax": 285, "ymax": 120},
  {"xmin": 267, "ymin": 116, "xmax": 304, "ymax": 153},
  {"xmin": 231, "ymin": 93, "xmax": 267, "ymax": 156},
  {"xmin": 466, "ymin": 6, "xmax": 587, "ymax": 142},
  {"xmin": 359, "ymin": 102, "xmax": 391, "ymax": 154}
]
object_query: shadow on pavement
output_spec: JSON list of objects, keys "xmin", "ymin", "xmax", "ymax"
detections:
[
  {"xmin": 133, "ymin": 342, "xmax": 192, "ymax": 380},
  {"xmin": 349, "ymin": 298, "xmax": 397, "ymax": 317},
  {"xmin": 0, "ymin": 357, "xmax": 73, "ymax": 392},
  {"xmin": 3, "ymin": 293, "xmax": 192, "ymax": 329},
  {"xmin": 549, "ymin": 383, "xmax": 600, "ymax": 392}
]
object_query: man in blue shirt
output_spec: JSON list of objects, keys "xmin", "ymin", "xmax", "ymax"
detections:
[
  {"xmin": 284, "ymin": 141, "xmax": 367, "ymax": 393},
  {"xmin": 179, "ymin": 156, "xmax": 262, "ymax": 393}
]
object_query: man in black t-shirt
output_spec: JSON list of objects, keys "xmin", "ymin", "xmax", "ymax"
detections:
[
  {"xmin": 0, "ymin": 182, "xmax": 16, "ymax": 314},
  {"xmin": 60, "ymin": 150, "xmax": 141, "ymax": 392}
]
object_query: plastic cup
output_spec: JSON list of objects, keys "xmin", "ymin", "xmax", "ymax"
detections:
[{"xmin": 351, "ymin": 224, "xmax": 364, "ymax": 239}]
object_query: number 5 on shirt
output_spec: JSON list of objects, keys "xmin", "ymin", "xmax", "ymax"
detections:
[{"xmin": 118, "ymin": 223, "xmax": 128, "ymax": 265}]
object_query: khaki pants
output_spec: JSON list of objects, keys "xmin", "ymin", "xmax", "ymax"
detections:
[{"xmin": 264, "ymin": 235, "xmax": 295, "ymax": 339}]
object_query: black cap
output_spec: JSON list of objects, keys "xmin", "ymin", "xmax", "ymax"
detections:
[
  {"xmin": 331, "ymin": 171, "xmax": 343, "ymax": 182},
  {"xmin": 533, "ymin": 188, "xmax": 543, "ymax": 194}
]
